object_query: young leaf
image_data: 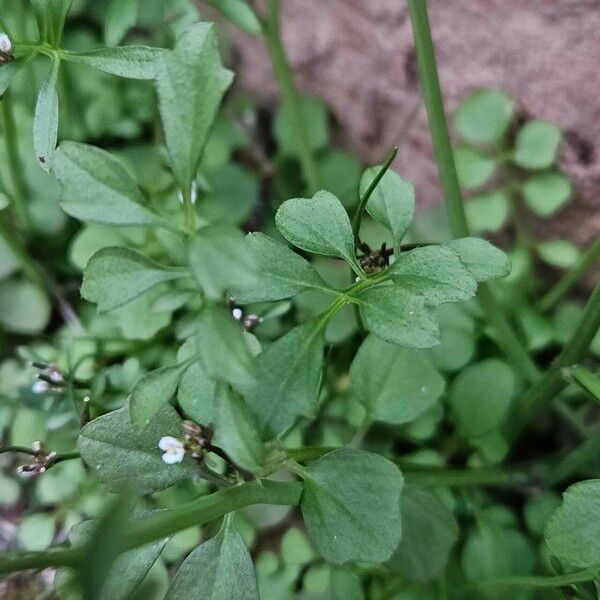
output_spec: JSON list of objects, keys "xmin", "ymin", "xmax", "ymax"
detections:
[
  {"xmin": 129, "ymin": 360, "xmax": 193, "ymax": 432},
  {"xmin": 242, "ymin": 318, "xmax": 326, "ymax": 438},
  {"xmin": 32, "ymin": 0, "xmax": 73, "ymax": 45},
  {"xmin": 33, "ymin": 58, "xmax": 60, "ymax": 172},
  {"xmin": 64, "ymin": 46, "xmax": 166, "ymax": 80},
  {"xmin": 275, "ymin": 191, "xmax": 357, "ymax": 267},
  {"xmin": 350, "ymin": 334, "xmax": 445, "ymax": 425},
  {"xmin": 166, "ymin": 517, "xmax": 259, "ymax": 600},
  {"xmin": 188, "ymin": 225, "xmax": 258, "ymax": 300},
  {"xmin": 299, "ymin": 449, "xmax": 403, "ymax": 564},
  {"xmin": 388, "ymin": 485, "xmax": 458, "ymax": 582},
  {"xmin": 537, "ymin": 239, "xmax": 580, "ymax": 269},
  {"xmin": 196, "ymin": 306, "xmax": 256, "ymax": 389},
  {"xmin": 232, "ymin": 233, "xmax": 334, "ymax": 303},
  {"xmin": 522, "ymin": 172, "xmax": 572, "ymax": 216},
  {"xmin": 453, "ymin": 89, "xmax": 514, "ymax": 145},
  {"xmin": 443, "ymin": 237, "xmax": 510, "ymax": 282},
  {"xmin": 513, "ymin": 120, "xmax": 562, "ymax": 170},
  {"xmin": 449, "ymin": 359, "xmax": 515, "ymax": 438},
  {"xmin": 54, "ymin": 142, "xmax": 165, "ymax": 227},
  {"xmin": 0, "ymin": 279, "xmax": 51, "ymax": 335},
  {"xmin": 353, "ymin": 285, "xmax": 440, "ymax": 348},
  {"xmin": 82, "ymin": 247, "xmax": 188, "ymax": 312},
  {"xmin": 545, "ymin": 479, "xmax": 600, "ymax": 568},
  {"xmin": 185, "ymin": 382, "xmax": 263, "ymax": 472},
  {"xmin": 388, "ymin": 245, "xmax": 477, "ymax": 306},
  {"xmin": 205, "ymin": 0, "xmax": 261, "ymax": 35},
  {"xmin": 360, "ymin": 167, "xmax": 415, "ymax": 251},
  {"xmin": 466, "ymin": 190, "xmax": 510, "ymax": 233},
  {"xmin": 155, "ymin": 23, "xmax": 234, "ymax": 197},
  {"xmin": 78, "ymin": 402, "xmax": 188, "ymax": 494},
  {"xmin": 104, "ymin": 0, "xmax": 139, "ymax": 46},
  {"xmin": 454, "ymin": 146, "xmax": 496, "ymax": 189}
]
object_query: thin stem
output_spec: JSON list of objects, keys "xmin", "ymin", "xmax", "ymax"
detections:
[
  {"xmin": 548, "ymin": 432, "xmax": 600, "ymax": 485},
  {"xmin": 406, "ymin": 0, "xmax": 539, "ymax": 385},
  {"xmin": 479, "ymin": 565, "xmax": 600, "ymax": 589},
  {"xmin": 0, "ymin": 480, "xmax": 303, "ymax": 576},
  {"xmin": 569, "ymin": 364, "xmax": 600, "ymax": 405},
  {"xmin": 181, "ymin": 186, "xmax": 196, "ymax": 233},
  {"xmin": 539, "ymin": 238, "xmax": 600, "ymax": 312},
  {"xmin": 509, "ymin": 281, "xmax": 600, "ymax": 442},
  {"xmin": 402, "ymin": 465, "xmax": 526, "ymax": 488},
  {"xmin": 262, "ymin": 0, "xmax": 321, "ymax": 194},
  {"xmin": 351, "ymin": 147, "xmax": 398, "ymax": 244},
  {"xmin": 1, "ymin": 91, "xmax": 31, "ymax": 229}
]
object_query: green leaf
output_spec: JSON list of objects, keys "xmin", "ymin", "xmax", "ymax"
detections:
[
  {"xmin": 104, "ymin": 0, "xmax": 139, "ymax": 46},
  {"xmin": 536, "ymin": 239, "xmax": 580, "ymax": 269},
  {"xmin": 316, "ymin": 150, "xmax": 362, "ymax": 209},
  {"xmin": 82, "ymin": 247, "xmax": 187, "ymax": 312},
  {"xmin": 0, "ymin": 279, "xmax": 51, "ymax": 334},
  {"xmin": 17, "ymin": 513, "xmax": 55, "ymax": 551},
  {"xmin": 449, "ymin": 359, "xmax": 515, "ymax": 438},
  {"xmin": 299, "ymin": 449, "xmax": 403, "ymax": 564},
  {"xmin": 78, "ymin": 402, "xmax": 188, "ymax": 494},
  {"xmin": 522, "ymin": 172, "xmax": 572, "ymax": 216},
  {"xmin": 545, "ymin": 479, "xmax": 600, "ymax": 568},
  {"xmin": 359, "ymin": 167, "xmax": 415, "ymax": 251},
  {"xmin": 184, "ymin": 382, "xmax": 263, "ymax": 471},
  {"xmin": 351, "ymin": 335, "xmax": 445, "ymax": 424},
  {"xmin": 32, "ymin": 0, "xmax": 73, "ymax": 45},
  {"xmin": 431, "ymin": 304, "xmax": 476, "ymax": 372},
  {"xmin": 275, "ymin": 191, "xmax": 357, "ymax": 266},
  {"xmin": 388, "ymin": 485, "xmax": 458, "ymax": 582},
  {"xmin": 524, "ymin": 492, "xmax": 561, "ymax": 537},
  {"xmin": 33, "ymin": 58, "xmax": 60, "ymax": 172},
  {"xmin": 166, "ymin": 517, "xmax": 259, "ymax": 600},
  {"xmin": 466, "ymin": 190, "xmax": 510, "ymax": 233},
  {"xmin": 0, "ymin": 57, "xmax": 28, "ymax": 96},
  {"xmin": 205, "ymin": 0, "xmax": 261, "ymax": 35},
  {"xmin": 274, "ymin": 96, "xmax": 329, "ymax": 158},
  {"xmin": 454, "ymin": 89, "xmax": 514, "ymax": 145},
  {"xmin": 155, "ymin": 23, "xmax": 234, "ymax": 196},
  {"xmin": 55, "ymin": 519, "xmax": 166, "ymax": 600},
  {"xmin": 129, "ymin": 360, "xmax": 193, "ymax": 431},
  {"xmin": 353, "ymin": 285, "xmax": 440, "ymax": 348},
  {"xmin": 444, "ymin": 237, "xmax": 510, "ymax": 282},
  {"xmin": 196, "ymin": 306, "xmax": 256, "ymax": 389},
  {"xmin": 232, "ymin": 233, "xmax": 334, "ymax": 303},
  {"xmin": 513, "ymin": 120, "xmax": 562, "ymax": 170},
  {"xmin": 188, "ymin": 225, "xmax": 258, "ymax": 300},
  {"xmin": 243, "ymin": 318, "xmax": 326, "ymax": 438},
  {"xmin": 454, "ymin": 146, "xmax": 496, "ymax": 189},
  {"xmin": 64, "ymin": 46, "xmax": 165, "ymax": 80},
  {"xmin": 462, "ymin": 522, "xmax": 535, "ymax": 587},
  {"xmin": 388, "ymin": 244, "xmax": 477, "ymax": 306},
  {"xmin": 55, "ymin": 142, "xmax": 165, "ymax": 227}
]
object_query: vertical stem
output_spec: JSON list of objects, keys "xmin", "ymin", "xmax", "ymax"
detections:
[
  {"xmin": 539, "ymin": 238, "xmax": 600, "ymax": 312},
  {"xmin": 509, "ymin": 281, "xmax": 600, "ymax": 442},
  {"xmin": 406, "ymin": 0, "xmax": 540, "ymax": 384},
  {"xmin": 182, "ymin": 186, "xmax": 195, "ymax": 233},
  {"xmin": 1, "ymin": 91, "xmax": 31, "ymax": 230},
  {"xmin": 262, "ymin": 0, "xmax": 321, "ymax": 194}
]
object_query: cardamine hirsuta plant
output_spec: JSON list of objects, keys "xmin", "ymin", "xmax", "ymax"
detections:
[{"xmin": 1, "ymin": 1, "xmax": 600, "ymax": 598}]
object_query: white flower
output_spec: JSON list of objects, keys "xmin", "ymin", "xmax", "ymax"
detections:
[
  {"xmin": 0, "ymin": 33, "xmax": 12, "ymax": 54},
  {"xmin": 158, "ymin": 436, "xmax": 185, "ymax": 464}
]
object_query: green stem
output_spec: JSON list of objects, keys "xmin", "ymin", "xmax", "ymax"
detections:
[
  {"xmin": 0, "ymin": 219, "xmax": 45, "ymax": 290},
  {"xmin": 0, "ymin": 480, "xmax": 303, "ymax": 576},
  {"xmin": 262, "ymin": 0, "xmax": 321, "ymax": 194},
  {"xmin": 1, "ymin": 91, "xmax": 31, "ymax": 230},
  {"xmin": 181, "ymin": 186, "xmax": 196, "ymax": 233},
  {"xmin": 406, "ymin": 0, "xmax": 539, "ymax": 385},
  {"xmin": 351, "ymin": 147, "xmax": 398, "ymax": 244},
  {"xmin": 479, "ymin": 566, "xmax": 600, "ymax": 589},
  {"xmin": 539, "ymin": 238, "xmax": 600, "ymax": 312},
  {"xmin": 569, "ymin": 364, "xmax": 600, "ymax": 405},
  {"xmin": 549, "ymin": 432, "xmax": 600, "ymax": 485},
  {"xmin": 509, "ymin": 281, "xmax": 600, "ymax": 442}
]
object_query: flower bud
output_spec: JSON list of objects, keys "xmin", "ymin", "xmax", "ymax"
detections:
[{"xmin": 0, "ymin": 33, "xmax": 12, "ymax": 54}]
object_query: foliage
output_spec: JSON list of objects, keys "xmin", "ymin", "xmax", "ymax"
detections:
[{"xmin": 0, "ymin": 0, "xmax": 599, "ymax": 598}]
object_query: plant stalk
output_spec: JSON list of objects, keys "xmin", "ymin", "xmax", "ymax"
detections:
[
  {"xmin": 1, "ymin": 91, "xmax": 31, "ymax": 230},
  {"xmin": 539, "ymin": 237, "xmax": 600, "ymax": 312},
  {"xmin": 262, "ymin": 0, "xmax": 321, "ymax": 194},
  {"xmin": 509, "ymin": 281, "xmax": 600, "ymax": 442},
  {"xmin": 406, "ymin": 0, "xmax": 540, "ymax": 384}
]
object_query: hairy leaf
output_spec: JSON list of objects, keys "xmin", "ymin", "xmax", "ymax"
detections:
[
  {"xmin": 33, "ymin": 58, "xmax": 60, "ymax": 171},
  {"xmin": 444, "ymin": 237, "xmax": 510, "ymax": 282}
]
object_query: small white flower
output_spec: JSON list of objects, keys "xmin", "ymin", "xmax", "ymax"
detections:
[
  {"xmin": 232, "ymin": 307, "xmax": 243, "ymax": 320},
  {"xmin": 0, "ymin": 33, "xmax": 12, "ymax": 54},
  {"xmin": 32, "ymin": 380, "xmax": 50, "ymax": 394},
  {"xmin": 158, "ymin": 436, "xmax": 185, "ymax": 464}
]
